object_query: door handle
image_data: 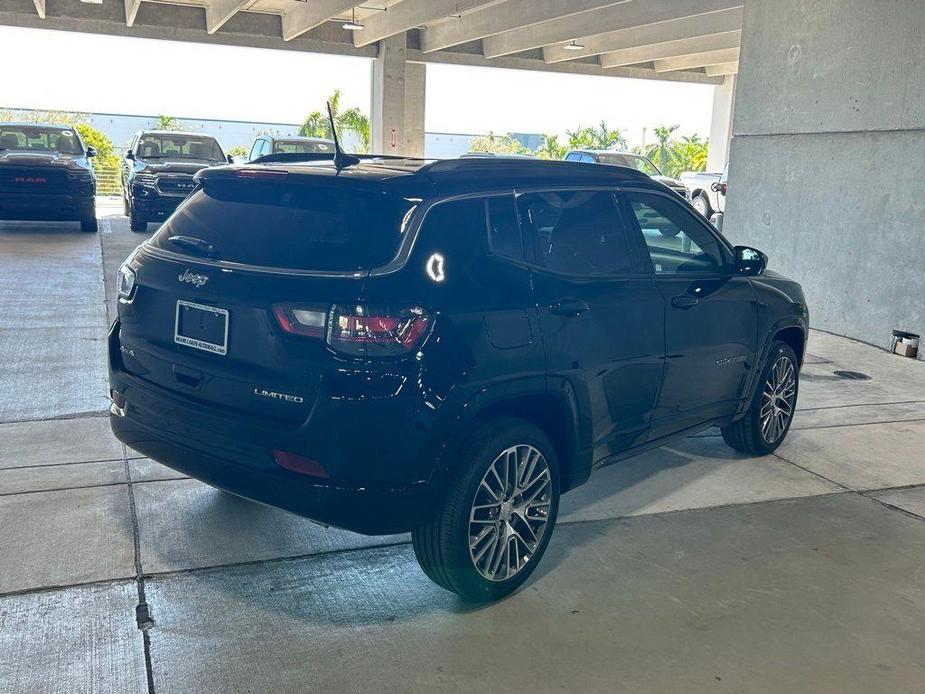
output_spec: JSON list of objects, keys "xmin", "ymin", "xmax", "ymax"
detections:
[
  {"xmin": 671, "ymin": 294, "xmax": 700, "ymax": 309},
  {"xmin": 548, "ymin": 299, "xmax": 590, "ymax": 316}
]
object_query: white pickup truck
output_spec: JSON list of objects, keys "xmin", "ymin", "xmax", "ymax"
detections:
[{"xmin": 680, "ymin": 169, "xmax": 727, "ymax": 217}]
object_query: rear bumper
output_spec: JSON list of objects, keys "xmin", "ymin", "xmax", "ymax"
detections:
[
  {"xmin": 110, "ymin": 409, "xmax": 433, "ymax": 534},
  {"xmin": 108, "ymin": 320, "xmax": 449, "ymax": 534},
  {"xmin": 0, "ymin": 193, "xmax": 94, "ymax": 220}
]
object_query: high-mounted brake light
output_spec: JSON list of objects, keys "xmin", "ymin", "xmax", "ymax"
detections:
[{"xmin": 236, "ymin": 169, "xmax": 288, "ymax": 180}]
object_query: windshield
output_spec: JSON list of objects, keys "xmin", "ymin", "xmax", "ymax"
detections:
[
  {"xmin": 272, "ymin": 140, "xmax": 334, "ymax": 155},
  {"xmin": 0, "ymin": 126, "xmax": 83, "ymax": 154},
  {"xmin": 596, "ymin": 153, "xmax": 661, "ymax": 176},
  {"xmin": 151, "ymin": 179, "xmax": 417, "ymax": 272},
  {"xmin": 136, "ymin": 134, "xmax": 224, "ymax": 161}
]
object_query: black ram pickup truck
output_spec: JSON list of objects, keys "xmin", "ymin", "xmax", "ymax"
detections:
[
  {"xmin": 0, "ymin": 123, "xmax": 98, "ymax": 232},
  {"xmin": 121, "ymin": 130, "xmax": 229, "ymax": 232}
]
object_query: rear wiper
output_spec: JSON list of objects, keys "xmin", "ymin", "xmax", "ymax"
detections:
[{"xmin": 168, "ymin": 235, "xmax": 216, "ymax": 258}]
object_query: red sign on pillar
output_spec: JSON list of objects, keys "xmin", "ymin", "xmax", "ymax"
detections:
[{"xmin": 390, "ymin": 128, "xmax": 397, "ymax": 148}]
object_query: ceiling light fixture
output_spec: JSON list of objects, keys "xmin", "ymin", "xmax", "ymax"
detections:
[
  {"xmin": 563, "ymin": 40, "xmax": 585, "ymax": 51},
  {"xmin": 342, "ymin": 7, "xmax": 364, "ymax": 31}
]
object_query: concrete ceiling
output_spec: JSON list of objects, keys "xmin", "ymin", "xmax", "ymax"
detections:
[{"xmin": 3, "ymin": 0, "xmax": 741, "ymax": 83}]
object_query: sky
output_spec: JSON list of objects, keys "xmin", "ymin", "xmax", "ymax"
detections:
[{"xmin": 0, "ymin": 26, "xmax": 715, "ymax": 148}]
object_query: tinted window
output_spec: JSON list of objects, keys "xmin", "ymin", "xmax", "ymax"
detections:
[
  {"xmin": 486, "ymin": 196, "xmax": 522, "ymax": 261},
  {"xmin": 595, "ymin": 153, "xmax": 660, "ymax": 176},
  {"xmin": 517, "ymin": 190, "xmax": 638, "ymax": 276},
  {"xmin": 248, "ymin": 139, "xmax": 262, "ymax": 160},
  {"xmin": 627, "ymin": 192, "xmax": 726, "ymax": 274},
  {"xmin": 272, "ymin": 139, "xmax": 334, "ymax": 154},
  {"xmin": 0, "ymin": 126, "xmax": 83, "ymax": 154},
  {"xmin": 151, "ymin": 180, "xmax": 417, "ymax": 272},
  {"xmin": 137, "ymin": 134, "xmax": 224, "ymax": 162},
  {"xmin": 564, "ymin": 152, "xmax": 582, "ymax": 162}
]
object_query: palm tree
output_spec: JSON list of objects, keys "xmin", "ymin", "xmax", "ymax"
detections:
[
  {"xmin": 298, "ymin": 90, "xmax": 370, "ymax": 152},
  {"xmin": 535, "ymin": 133, "xmax": 566, "ymax": 159},
  {"xmin": 645, "ymin": 124, "xmax": 679, "ymax": 173}
]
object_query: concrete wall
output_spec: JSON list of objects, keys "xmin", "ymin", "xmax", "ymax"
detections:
[{"xmin": 725, "ymin": 0, "xmax": 925, "ymax": 353}]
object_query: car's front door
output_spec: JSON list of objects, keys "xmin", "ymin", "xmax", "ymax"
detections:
[
  {"xmin": 622, "ymin": 190, "xmax": 759, "ymax": 440},
  {"xmin": 518, "ymin": 188, "xmax": 666, "ymax": 464}
]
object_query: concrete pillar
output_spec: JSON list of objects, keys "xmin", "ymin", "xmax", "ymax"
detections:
[
  {"xmin": 370, "ymin": 33, "xmax": 425, "ymax": 156},
  {"xmin": 724, "ymin": 0, "xmax": 925, "ymax": 352},
  {"xmin": 706, "ymin": 74, "xmax": 735, "ymax": 172}
]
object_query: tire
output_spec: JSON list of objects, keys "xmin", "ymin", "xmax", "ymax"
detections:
[
  {"xmin": 412, "ymin": 418, "xmax": 560, "ymax": 602},
  {"xmin": 80, "ymin": 208, "xmax": 98, "ymax": 233},
  {"xmin": 122, "ymin": 194, "xmax": 130, "ymax": 216},
  {"xmin": 721, "ymin": 341, "xmax": 799, "ymax": 456},
  {"xmin": 129, "ymin": 204, "xmax": 147, "ymax": 233},
  {"xmin": 692, "ymin": 193, "xmax": 712, "ymax": 218}
]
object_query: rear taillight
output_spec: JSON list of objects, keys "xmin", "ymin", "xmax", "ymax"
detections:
[
  {"xmin": 272, "ymin": 304, "xmax": 327, "ymax": 338},
  {"xmin": 273, "ymin": 303, "xmax": 432, "ymax": 357}
]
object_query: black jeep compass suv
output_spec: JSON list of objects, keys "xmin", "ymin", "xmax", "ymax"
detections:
[
  {"xmin": 122, "ymin": 130, "xmax": 229, "ymax": 232},
  {"xmin": 109, "ymin": 156, "xmax": 808, "ymax": 601}
]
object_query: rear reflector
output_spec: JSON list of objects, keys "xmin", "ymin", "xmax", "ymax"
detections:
[{"xmin": 273, "ymin": 450, "xmax": 329, "ymax": 478}]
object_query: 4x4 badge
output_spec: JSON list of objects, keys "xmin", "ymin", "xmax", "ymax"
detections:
[{"xmin": 178, "ymin": 269, "xmax": 208, "ymax": 287}]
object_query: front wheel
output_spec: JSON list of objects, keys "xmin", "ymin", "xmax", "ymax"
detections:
[
  {"xmin": 412, "ymin": 418, "xmax": 560, "ymax": 601},
  {"xmin": 80, "ymin": 212, "xmax": 98, "ymax": 233},
  {"xmin": 722, "ymin": 341, "xmax": 799, "ymax": 455},
  {"xmin": 128, "ymin": 204, "xmax": 147, "ymax": 233}
]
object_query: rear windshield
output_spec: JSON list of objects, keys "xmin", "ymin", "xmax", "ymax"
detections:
[
  {"xmin": 272, "ymin": 140, "xmax": 334, "ymax": 155},
  {"xmin": 150, "ymin": 180, "xmax": 417, "ymax": 272},
  {"xmin": 137, "ymin": 134, "xmax": 224, "ymax": 162},
  {"xmin": 0, "ymin": 126, "xmax": 83, "ymax": 154},
  {"xmin": 596, "ymin": 153, "xmax": 660, "ymax": 176}
]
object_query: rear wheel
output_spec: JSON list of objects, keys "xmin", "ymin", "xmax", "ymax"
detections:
[
  {"xmin": 692, "ymin": 193, "xmax": 712, "ymax": 218},
  {"xmin": 412, "ymin": 418, "xmax": 560, "ymax": 601},
  {"xmin": 721, "ymin": 341, "xmax": 799, "ymax": 455}
]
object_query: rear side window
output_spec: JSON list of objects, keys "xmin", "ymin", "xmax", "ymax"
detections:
[
  {"xmin": 517, "ymin": 190, "xmax": 639, "ymax": 276},
  {"xmin": 486, "ymin": 196, "xmax": 522, "ymax": 261},
  {"xmin": 151, "ymin": 180, "xmax": 417, "ymax": 272}
]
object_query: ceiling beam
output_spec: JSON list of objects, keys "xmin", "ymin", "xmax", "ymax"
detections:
[
  {"xmin": 705, "ymin": 61, "xmax": 739, "ymax": 76},
  {"xmin": 419, "ymin": 0, "xmax": 628, "ymax": 54},
  {"xmin": 484, "ymin": 0, "xmax": 742, "ymax": 59},
  {"xmin": 654, "ymin": 47, "xmax": 740, "ymax": 72},
  {"xmin": 600, "ymin": 31, "xmax": 740, "ymax": 69},
  {"xmin": 124, "ymin": 0, "xmax": 141, "ymax": 27},
  {"xmin": 353, "ymin": 0, "xmax": 498, "ymax": 48},
  {"xmin": 205, "ymin": 0, "xmax": 250, "ymax": 34},
  {"xmin": 543, "ymin": 6, "xmax": 742, "ymax": 64},
  {"xmin": 31, "ymin": 0, "xmax": 44, "ymax": 19},
  {"xmin": 282, "ymin": 0, "xmax": 357, "ymax": 41}
]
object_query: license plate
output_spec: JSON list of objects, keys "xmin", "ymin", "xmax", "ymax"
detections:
[{"xmin": 174, "ymin": 300, "xmax": 229, "ymax": 355}]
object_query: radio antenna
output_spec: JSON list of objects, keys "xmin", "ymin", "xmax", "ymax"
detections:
[{"xmin": 327, "ymin": 101, "xmax": 359, "ymax": 172}]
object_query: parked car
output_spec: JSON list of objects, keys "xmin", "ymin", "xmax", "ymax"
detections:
[
  {"xmin": 109, "ymin": 156, "xmax": 808, "ymax": 601},
  {"xmin": 0, "ymin": 123, "xmax": 97, "ymax": 232},
  {"xmin": 680, "ymin": 169, "xmax": 725, "ymax": 217},
  {"xmin": 121, "ymin": 130, "xmax": 229, "ymax": 232},
  {"xmin": 247, "ymin": 135, "xmax": 335, "ymax": 161},
  {"xmin": 461, "ymin": 152, "xmax": 535, "ymax": 158},
  {"xmin": 564, "ymin": 150, "xmax": 689, "ymax": 200}
]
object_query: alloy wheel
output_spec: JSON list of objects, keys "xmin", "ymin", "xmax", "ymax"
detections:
[
  {"xmin": 760, "ymin": 355, "xmax": 796, "ymax": 443},
  {"xmin": 468, "ymin": 444, "xmax": 552, "ymax": 582}
]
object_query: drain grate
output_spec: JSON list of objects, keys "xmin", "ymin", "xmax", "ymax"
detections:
[{"xmin": 833, "ymin": 370, "xmax": 871, "ymax": 380}]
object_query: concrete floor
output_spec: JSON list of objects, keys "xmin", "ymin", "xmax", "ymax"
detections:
[{"xmin": 1, "ymin": 208, "xmax": 925, "ymax": 693}]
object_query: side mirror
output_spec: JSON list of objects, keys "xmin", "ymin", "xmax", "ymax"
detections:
[
  {"xmin": 734, "ymin": 245, "xmax": 767, "ymax": 276},
  {"xmin": 85, "ymin": 146, "xmax": 97, "ymax": 158},
  {"xmin": 227, "ymin": 154, "xmax": 234, "ymax": 164},
  {"xmin": 126, "ymin": 151, "xmax": 135, "ymax": 161}
]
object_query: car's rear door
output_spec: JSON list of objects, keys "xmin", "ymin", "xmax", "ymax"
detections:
[
  {"xmin": 621, "ymin": 189, "xmax": 759, "ymax": 439},
  {"xmin": 518, "ymin": 188, "xmax": 665, "ymax": 463}
]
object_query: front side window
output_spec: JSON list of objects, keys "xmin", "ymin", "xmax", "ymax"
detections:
[
  {"xmin": 517, "ymin": 190, "xmax": 638, "ymax": 276},
  {"xmin": 626, "ymin": 192, "xmax": 726, "ymax": 274}
]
